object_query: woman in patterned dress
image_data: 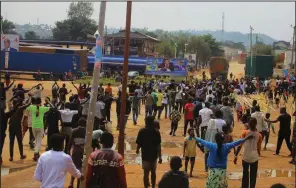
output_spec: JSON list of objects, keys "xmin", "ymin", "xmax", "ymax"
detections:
[{"xmin": 196, "ymin": 132, "xmax": 253, "ymax": 188}]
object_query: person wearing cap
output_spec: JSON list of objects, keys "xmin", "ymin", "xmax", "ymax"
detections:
[{"xmin": 158, "ymin": 156, "xmax": 189, "ymax": 188}]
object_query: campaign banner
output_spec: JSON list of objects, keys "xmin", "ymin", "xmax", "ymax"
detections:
[
  {"xmin": 1, "ymin": 34, "xmax": 19, "ymax": 52},
  {"xmin": 145, "ymin": 58, "xmax": 188, "ymax": 77}
]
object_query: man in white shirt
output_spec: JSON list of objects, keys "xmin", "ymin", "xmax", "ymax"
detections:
[
  {"xmin": 118, "ymin": 83, "xmax": 122, "ymax": 94},
  {"xmin": 32, "ymin": 84, "xmax": 44, "ymax": 99},
  {"xmin": 205, "ymin": 90, "xmax": 215, "ymax": 102},
  {"xmin": 251, "ymin": 106, "xmax": 267, "ymax": 134},
  {"xmin": 34, "ymin": 134, "xmax": 82, "ymax": 188},
  {"xmin": 94, "ymin": 97, "xmax": 105, "ymax": 130},
  {"xmin": 59, "ymin": 103, "xmax": 78, "ymax": 154},
  {"xmin": 198, "ymin": 102, "xmax": 213, "ymax": 139}
]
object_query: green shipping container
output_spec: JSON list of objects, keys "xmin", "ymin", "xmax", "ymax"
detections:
[{"xmin": 245, "ymin": 55, "xmax": 274, "ymax": 79}]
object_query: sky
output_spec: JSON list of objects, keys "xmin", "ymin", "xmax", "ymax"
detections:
[{"xmin": 1, "ymin": 2, "xmax": 295, "ymax": 41}]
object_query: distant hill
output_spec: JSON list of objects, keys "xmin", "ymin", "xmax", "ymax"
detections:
[
  {"xmin": 13, "ymin": 24, "xmax": 276, "ymax": 47},
  {"xmin": 189, "ymin": 30, "xmax": 276, "ymax": 47}
]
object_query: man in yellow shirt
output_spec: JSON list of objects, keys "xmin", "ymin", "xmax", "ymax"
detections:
[
  {"xmin": 183, "ymin": 128, "xmax": 196, "ymax": 177},
  {"xmin": 156, "ymin": 89, "xmax": 164, "ymax": 120}
]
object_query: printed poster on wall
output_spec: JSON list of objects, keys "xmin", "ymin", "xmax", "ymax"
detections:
[{"xmin": 1, "ymin": 34, "xmax": 20, "ymax": 52}]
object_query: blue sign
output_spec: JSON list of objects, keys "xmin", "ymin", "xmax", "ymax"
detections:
[{"xmin": 145, "ymin": 58, "xmax": 188, "ymax": 77}]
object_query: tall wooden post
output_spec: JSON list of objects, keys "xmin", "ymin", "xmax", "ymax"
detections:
[
  {"xmin": 118, "ymin": 1, "xmax": 132, "ymax": 157},
  {"xmin": 79, "ymin": 2, "xmax": 106, "ymax": 188}
]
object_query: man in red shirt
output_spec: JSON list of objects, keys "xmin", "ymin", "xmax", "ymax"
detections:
[
  {"xmin": 183, "ymin": 98, "xmax": 195, "ymax": 136},
  {"xmin": 86, "ymin": 132, "xmax": 127, "ymax": 188}
]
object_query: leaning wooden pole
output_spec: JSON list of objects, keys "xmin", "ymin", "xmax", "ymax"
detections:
[
  {"xmin": 80, "ymin": 2, "xmax": 106, "ymax": 188},
  {"xmin": 118, "ymin": 1, "xmax": 132, "ymax": 157}
]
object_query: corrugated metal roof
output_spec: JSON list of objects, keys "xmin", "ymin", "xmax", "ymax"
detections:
[{"xmin": 106, "ymin": 30, "xmax": 160, "ymax": 42}]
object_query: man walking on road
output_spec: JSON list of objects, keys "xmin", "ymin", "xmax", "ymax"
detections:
[
  {"xmin": 265, "ymin": 107, "xmax": 293, "ymax": 156},
  {"xmin": 136, "ymin": 116, "xmax": 162, "ymax": 188},
  {"xmin": 34, "ymin": 134, "xmax": 82, "ymax": 188}
]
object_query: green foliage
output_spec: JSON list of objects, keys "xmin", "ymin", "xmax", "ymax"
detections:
[
  {"xmin": 1, "ymin": 19, "xmax": 16, "ymax": 34},
  {"xmin": 75, "ymin": 76, "xmax": 185, "ymax": 86},
  {"xmin": 52, "ymin": 2, "xmax": 97, "ymax": 41},
  {"xmin": 200, "ymin": 34, "xmax": 224, "ymax": 57},
  {"xmin": 187, "ymin": 36, "xmax": 211, "ymax": 65},
  {"xmin": 67, "ymin": 2, "xmax": 94, "ymax": 19},
  {"xmin": 253, "ymin": 43, "xmax": 273, "ymax": 55},
  {"xmin": 25, "ymin": 31, "xmax": 39, "ymax": 40},
  {"xmin": 155, "ymin": 41, "xmax": 175, "ymax": 58},
  {"xmin": 223, "ymin": 40, "xmax": 246, "ymax": 51}
]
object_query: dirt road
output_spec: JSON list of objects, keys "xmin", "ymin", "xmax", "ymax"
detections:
[{"xmin": 1, "ymin": 63, "xmax": 296, "ymax": 187}]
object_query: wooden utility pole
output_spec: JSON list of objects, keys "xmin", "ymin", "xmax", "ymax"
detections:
[
  {"xmin": 80, "ymin": 2, "xmax": 106, "ymax": 188},
  {"xmin": 118, "ymin": 1, "xmax": 132, "ymax": 157},
  {"xmin": 291, "ymin": 25, "xmax": 295, "ymax": 69},
  {"xmin": 249, "ymin": 25, "xmax": 254, "ymax": 77}
]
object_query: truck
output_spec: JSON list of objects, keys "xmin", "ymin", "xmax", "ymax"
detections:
[
  {"xmin": 209, "ymin": 57, "xmax": 229, "ymax": 80},
  {"xmin": 1, "ymin": 46, "xmax": 89, "ymax": 80}
]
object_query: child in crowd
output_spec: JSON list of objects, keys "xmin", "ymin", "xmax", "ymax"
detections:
[
  {"xmin": 222, "ymin": 125, "xmax": 235, "ymax": 154},
  {"xmin": 241, "ymin": 108, "xmax": 251, "ymax": 125},
  {"xmin": 235, "ymin": 95, "xmax": 243, "ymax": 122},
  {"xmin": 169, "ymin": 106, "xmax": 181, "ymax": 136},
  {"xmin": 183, "ymin": 128, "xmax": 196, "ymax": 177},
  {"xmin": 263, "ymin": 113, "xmax": 275, "ymax": 150}
]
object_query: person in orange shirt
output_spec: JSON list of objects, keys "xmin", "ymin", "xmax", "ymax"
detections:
[
  {"xmin": 105, "ymin": 83, "xmax": 112, "ymax": 96},
  {"xmin": 234, "ymin": 117, "xmax": 262, "ymax": 188}
]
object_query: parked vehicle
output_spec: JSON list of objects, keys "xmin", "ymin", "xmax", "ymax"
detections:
[
  {"xmin": 209, "ymin": 57, "xmax": 229, "ymax": 80},
  {"xmin": 128, "ymin": 71, "xmax": 139, "ymax": 78},
  {"xmin": 1, "ymin": 46, "xmax": 89, "ymax": 80},
  {"xmin": 245, "ymin": 55, "xmax": 274, "ymax": 79}
]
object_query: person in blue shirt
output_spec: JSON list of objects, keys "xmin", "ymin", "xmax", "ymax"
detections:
[{"xmin": 196, "ymin": 132, "xmax": 253, "ymax": 188}]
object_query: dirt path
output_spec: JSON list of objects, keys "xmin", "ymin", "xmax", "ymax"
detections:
[{"xmin": 1, "ymin": 63, "xmax": 296, "ymax": 187}]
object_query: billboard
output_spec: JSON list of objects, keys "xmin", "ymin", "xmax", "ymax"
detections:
[
  {"xmin": 1, "ymin": 34, "xmax": 19, "ymax": 52},
  {"xmin": 145, "ymin": 58, "xmax": 188, "ymax": 76}
]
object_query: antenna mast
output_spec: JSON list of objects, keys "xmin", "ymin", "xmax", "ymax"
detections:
[{"xmin": 222, "ymin": 12, "xmax": 225, "ymax": 44}]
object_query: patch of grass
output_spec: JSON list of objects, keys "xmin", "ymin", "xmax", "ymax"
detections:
[{"xmin": 75, "ymin": 76, "xmax": 186, "ymax": 86}]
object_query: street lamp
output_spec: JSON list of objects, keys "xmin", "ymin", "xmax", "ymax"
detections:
[{"xmin": 184, "ymin": 43, "xmax": 188, "ymax": 58}]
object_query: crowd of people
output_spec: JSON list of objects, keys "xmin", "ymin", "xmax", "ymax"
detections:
[{"xmin": 0, "ymin": 74, "xmax": 295, "ymax": 188}]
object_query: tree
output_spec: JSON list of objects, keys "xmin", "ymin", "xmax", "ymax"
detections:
[
  {"xmin": 67, "ymin": 2, "xmax": 94, "ymax": 19},
  {"xmin": 53, "ymin": 17, "xmax": 97, "ymax": 41},
  {"xmin": 52, "ymin": 2, "xmax": 97, "ymax": 41},
  {"xmin": 1, "ymin": 19, "xmax": 16, "ymax": 34},
  {"xmin": 224, "ymin": 40, "xmax": 246, "ymax": 51},
  {"xmin": 187, "ymin": 36, "xmax": 211, "ymax": 67},
  {"xmin": 155, "ymin": 41, "xmax": 174, "ymax": 58},
  {"xmin": 25, "ymin": 31, "xmax": 39, "ymax": 40},
  {"xmin": 252, "ymin": 43, "xmax": 273, "ymax": 55},
  {"xmin": 201, "ymin": 34, "xmax": 224, "ymax": 57}
]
